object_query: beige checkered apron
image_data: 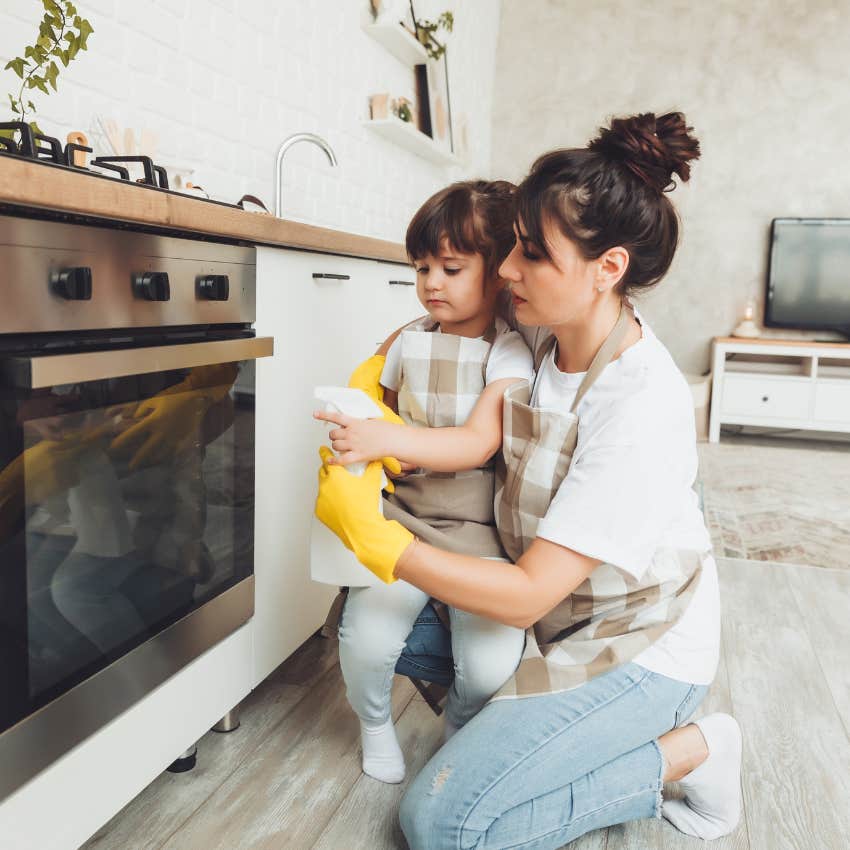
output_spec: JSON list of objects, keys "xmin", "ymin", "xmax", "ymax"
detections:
[
  {"xmin": 492, "ymin": 305, "xmax": 704, "ymax": 700},
  {"xmin": 321, "ymin": 319, "xmax": 510, "ymax": 637},
  {"xmin": 382, "ymin": 316, "xmax": 507, "ymax": 559}
]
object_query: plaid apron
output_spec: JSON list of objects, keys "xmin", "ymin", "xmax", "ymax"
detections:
[
  {"xmin": 492, "ymin": 304, "xmax": 704, "ymax": 700},
  {"xmin": 321, "ymin": 318, "xmax": 509, "ymax": 637},
  {"xmin": 382, "ymin": 316, "xmax": 507, "ymax": 559}
]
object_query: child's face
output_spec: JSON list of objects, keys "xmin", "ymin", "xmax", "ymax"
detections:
[{"xmin": 412, "ymin": 239, "xmax": 496, "ymax": 327}]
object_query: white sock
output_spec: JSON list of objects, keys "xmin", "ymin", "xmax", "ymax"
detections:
[
  {"xmin": 360, "ymin": 719, "xmax": 405, "ymax": 784},
  {"xmin": 662, "ymin": 713, "xmax": 743, "ymax": 840},
  {"xmin": 442, "ymin": 716, "xmax": 459, "ymax": 744}
]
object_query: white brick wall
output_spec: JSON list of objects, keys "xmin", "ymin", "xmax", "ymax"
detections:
[{"xmin": 0, "ymin": 0, "xmax": 501, "ymax": 241}]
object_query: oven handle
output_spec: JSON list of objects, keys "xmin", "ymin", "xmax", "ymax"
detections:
[{"xmin": 3, "ymin": 336, "xmax": 274, "ymax": 389}]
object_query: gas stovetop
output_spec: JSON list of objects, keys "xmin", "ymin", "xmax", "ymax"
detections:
[{"xmin": 0, "ymin": 120, "xmax": 240, "ymax": 209}]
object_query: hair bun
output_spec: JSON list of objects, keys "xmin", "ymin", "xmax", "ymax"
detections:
[{"xmin": 588, "ymin": 112, "xmax": 701, "ymax": 192}]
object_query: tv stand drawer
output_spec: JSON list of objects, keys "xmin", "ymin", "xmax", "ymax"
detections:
[
  {"xmin": 814, "ymin": 381, "xmax": 850, "ymax": 424},
  {"xmin": 721, "ymin": 374, "xmax": 811, "ymax": 419}
]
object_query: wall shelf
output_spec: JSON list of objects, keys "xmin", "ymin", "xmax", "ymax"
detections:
[
  {"xmin": 362, "ymin": 18, "xmax": 428, "ymax": 65},
  {"xmin": 363, "ymin": 117, "xmax": 458, "ymax": 167}
]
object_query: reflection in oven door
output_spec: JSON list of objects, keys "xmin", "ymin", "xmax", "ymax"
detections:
[{"xmin": 0, "ymin": 359, "xmax": 255, "ymax": 755}]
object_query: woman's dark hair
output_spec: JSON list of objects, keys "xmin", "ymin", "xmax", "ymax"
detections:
[
  {"xmin": 406, "ymin": 180, "xmax": 516, "ymax": 282},
  {"xmin": 516, "ymin": 112, "xmax": 701, "ymax": 295}
]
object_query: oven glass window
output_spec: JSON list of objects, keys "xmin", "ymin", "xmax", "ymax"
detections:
[{"xmin": 0, "ymin": 361, "xmax": 254, "ymax": 731}]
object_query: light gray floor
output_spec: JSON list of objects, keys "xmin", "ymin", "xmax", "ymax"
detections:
[{"xmin": 83, "ymin": 436, "xmax": 850, "ymax": 850}]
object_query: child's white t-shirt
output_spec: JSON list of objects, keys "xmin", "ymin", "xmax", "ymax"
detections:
[
  {"xmin": 531, "ymin": 315, "xmax": 720, "ymax": 686},
  {"xmin": 380, "ymin": 316, "xmax": 534, "ymax": 392}
]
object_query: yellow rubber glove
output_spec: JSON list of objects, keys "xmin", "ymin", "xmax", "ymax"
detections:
[
  {"xmin": 109, "ymin": 390, "xmax": 208, "ymax": 471},
  {"xmin": 347, "ymin": 354, "xmax": 405, "ymax": 427},
  {"xmin": 346, "ymin": 354, "xmax": 404, "ymax": 484},
  {"xmin": 315, "ymin": 446, "xmax": 414, "ymax": 584}
]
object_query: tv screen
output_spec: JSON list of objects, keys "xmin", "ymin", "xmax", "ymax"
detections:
[{"xmin": 766, "ymin": 218, "xmax": 850, "ymax": 334}]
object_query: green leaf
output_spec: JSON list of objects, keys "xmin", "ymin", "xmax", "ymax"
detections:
[
  {"xmin": 39, "ymin": 20, "xmax": 53, "ymax": 39},
  {"xmin": 58, "ymin": 48, "xmax": 69, "ymax": 66},
  {"xmin": 27, "ymin": 100, "xmax": 36, "ymax": 111},
  {"xmin": 80, "ymin": 19, "xmax": 94, "ymax": 50},
  {"xmin": 46, "ymin": 60, "xmax": 59, "ymax": 90},
  {"xmin": 30, "ymin": 120, "xmax": 44, "ymax": 136},
  {"xmin": 5, "ymin": 57, "xmax": 27, "ymax": 78},
  {"xmin": 33, "ymin": 77, "xmax": 50, "ymax": 94},
  {"xmin": 10, "ymin": 100, "xmax": 20, "ymax": 114},
  {"xmin": 62, "ymin": 31, "xmax": 74, "ymax": 43}
]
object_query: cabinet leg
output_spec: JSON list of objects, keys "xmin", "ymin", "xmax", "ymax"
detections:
[
  {"xmin": 212, "ymin": 709, "xmax": 241, "ymax": 733},
  {"xmin": 166, "ymin": 742, "xmax": 198, "ymax": 773}
]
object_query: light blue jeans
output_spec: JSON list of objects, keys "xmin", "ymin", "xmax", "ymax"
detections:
[
  {"xmin": 339, "ymin": 580, "xmax": 526, "ymax": 728},
  {"xmin": 399, "ymin": 661, "xmax": 709, "ymax": 850}
]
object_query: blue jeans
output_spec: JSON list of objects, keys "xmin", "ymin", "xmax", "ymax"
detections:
[{"xmin": 399, "ymin": 660, "xmax": 709, "ymax": 850}]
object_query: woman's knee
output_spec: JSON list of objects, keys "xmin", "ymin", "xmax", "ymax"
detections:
[{"xmin": 399, "ymin": 780, "xmax": 448, "ymax": 850}]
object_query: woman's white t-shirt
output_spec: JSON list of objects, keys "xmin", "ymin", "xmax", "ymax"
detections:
[{"xmin": 531, "ymin": 316, "xmax": 720, "ymax": 686}]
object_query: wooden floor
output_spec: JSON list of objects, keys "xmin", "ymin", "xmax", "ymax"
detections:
[{"xmin": 84, "ymin": 449, "xmax": 850, "ymax": 850}]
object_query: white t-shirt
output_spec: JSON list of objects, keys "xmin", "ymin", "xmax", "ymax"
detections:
[
  {"xmin": 380, "ymin": 316, "xmax": 534, "ymax": 392},
  {"xmin": 532, "ymin": 315, "xmax": 720, "ymax": 686}
]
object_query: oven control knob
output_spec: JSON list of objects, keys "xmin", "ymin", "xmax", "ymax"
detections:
[
  {"xmin": 51, "ymin": 266, "xmax": 92, "ymax": 300},
  {"xmin": 134, "ymin": 271, "xmax": 171, "ymax": 301},
  {"xmin": 197, "ymin": 274, "xmax": 230, "ymax": 301}
]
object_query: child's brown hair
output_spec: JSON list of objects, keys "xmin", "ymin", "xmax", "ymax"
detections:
[{"xmin": 405, "ymin": 180, "xmax": 516, "ymax": 282}]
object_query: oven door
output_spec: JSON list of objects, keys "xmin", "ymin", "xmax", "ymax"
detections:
[{"xmin": 0, "ymin": 335, "xmax": 272, "ymax": 800}]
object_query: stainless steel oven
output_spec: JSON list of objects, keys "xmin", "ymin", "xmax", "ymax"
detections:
[{"xmin": 0, "ymin": 215, "xmax": 271, "ymax": 800}]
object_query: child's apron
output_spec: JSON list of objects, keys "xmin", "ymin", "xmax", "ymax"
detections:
[
  {"xmin": 381, "ymin": 316, "xmax": 506, "ymax": 559},
  {"xmin": 492, "ymin": 304, "xmax": 705, "ymax": 700},
  {"xmin": 321, "ymin": 317, "xmax": 507, "ymax": 635}
]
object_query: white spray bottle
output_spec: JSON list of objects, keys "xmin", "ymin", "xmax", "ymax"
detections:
[{"xmin": 309, "ymin": 386, "xmax": 386, "ymax": 587}]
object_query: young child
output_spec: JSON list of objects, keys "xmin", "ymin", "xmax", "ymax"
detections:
[{"xmin": 315, "ymin": 181, "xmax": 532, "ymax": 784}]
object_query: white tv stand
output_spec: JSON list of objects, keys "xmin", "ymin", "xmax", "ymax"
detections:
[{"xmin": 709, "ymin": 336, "xmax": 850, "ymax": 442}]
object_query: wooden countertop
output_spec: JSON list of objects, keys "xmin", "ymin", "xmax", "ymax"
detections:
[{"xmin": 0, "ymin": 156, "xmax": 408, "ymax": 263}]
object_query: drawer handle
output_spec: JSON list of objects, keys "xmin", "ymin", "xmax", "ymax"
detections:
[
  {"xmin": 389, "ymin": 279, "xmax": 415, "ymax": 286},
  {"xmin": 762, "ymin": 395, "xmax": 769, "ymax": 402},
  {"xmin": 312, "ymin": 273, "xmax": 350, "ymax": 280}
]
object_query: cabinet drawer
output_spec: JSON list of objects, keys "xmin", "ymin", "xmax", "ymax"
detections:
[
  {"xmin": 814, "ymin": 381, "xmax": 850, "ymax": 424},
  {"xmin": 721, "ymin": 374, "xmax": 811, "ymax": 419}
]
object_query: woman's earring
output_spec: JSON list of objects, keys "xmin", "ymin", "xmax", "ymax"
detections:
[{"xmin": 596, "ymin": 286, "xmax": 605, "ymax": 293}]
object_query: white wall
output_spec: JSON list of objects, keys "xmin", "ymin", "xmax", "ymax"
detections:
[
  {"xmin": 492, "ymin": 0, "xmax": 850, "ymax": 374},
  {"xmin": 0, "ymin": 0, "xmax": 502, "ymax": 241}
]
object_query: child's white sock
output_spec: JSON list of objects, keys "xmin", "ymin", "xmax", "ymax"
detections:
[
  {"xmin": 442, "ymin": 716, "xmax": 459, "ymax": 744},
  {"xmin": 662, "ymin": 713, "xmax": 743, "ymax": 840},
  {"xmin": 360, "ymin": 719, "xmax": 405, "ymax": 784}
]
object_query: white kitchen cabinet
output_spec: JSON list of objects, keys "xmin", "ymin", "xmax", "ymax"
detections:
[{"xmin": 253, "ymin": 248, "xmax": 422, "ymax": 686}]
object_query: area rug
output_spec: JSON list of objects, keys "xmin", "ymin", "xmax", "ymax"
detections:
[{"xmin": 697, "ymin": 437, "xmax": 850, "ymax": 569}]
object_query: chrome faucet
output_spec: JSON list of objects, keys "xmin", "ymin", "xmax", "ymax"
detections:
[{"xmin": 274, "ymin": 133, "xmax": 338, "ymax": 218}]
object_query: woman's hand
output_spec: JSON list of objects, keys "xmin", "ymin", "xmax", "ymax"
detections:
[
  {"xmin": 313, "ymin": 410, "xmax": 404, "ymax": 469},
  {"xmin": 315, "ymin": 446, "xmax": 414, "ymax": 583}
]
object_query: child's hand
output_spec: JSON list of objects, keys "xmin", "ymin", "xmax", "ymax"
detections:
[{"xmin": 313, "ymin": 410, "xmax": 404, "ymax": 473}]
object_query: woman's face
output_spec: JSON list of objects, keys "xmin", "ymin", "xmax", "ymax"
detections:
[
  {"xmin": 499, "ymin": 218, "xmax": 603, "ymax": 328},
  {"xmin": 413, "ymin": 239, "xmax": 497, "ymax": 328}
]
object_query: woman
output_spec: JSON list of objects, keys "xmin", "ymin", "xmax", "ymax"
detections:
[{"xmin": 315, "ymin": 111, "xmax": 742, "ymax": 848}]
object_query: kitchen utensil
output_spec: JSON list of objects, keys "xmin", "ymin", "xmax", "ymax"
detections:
[
  {"xmin": 102, "ymin": 117, "xmax": 122, "ymax": 155},
  {"xmin": 66, "ymin": 131, "xmax": 89, "ymax": 167}
]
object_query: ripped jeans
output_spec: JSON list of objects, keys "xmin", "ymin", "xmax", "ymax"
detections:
[{"xmin": 399, "ymin": 661, "xmax": 709, "ymax": 850}]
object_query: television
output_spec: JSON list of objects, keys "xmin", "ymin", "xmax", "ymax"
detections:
[{"xmin": 765, "ymin": 218, "xmax": 850, "ymax": 338}]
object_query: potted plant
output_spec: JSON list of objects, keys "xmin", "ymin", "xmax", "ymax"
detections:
[{"xmin": 2, "ymin": 0, "xmax": 93, "ymax": 144}]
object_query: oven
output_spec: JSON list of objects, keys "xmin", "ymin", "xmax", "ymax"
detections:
[{"xmin": 0, "ymin": 215, "xmax": 272, "ymax": 800}]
